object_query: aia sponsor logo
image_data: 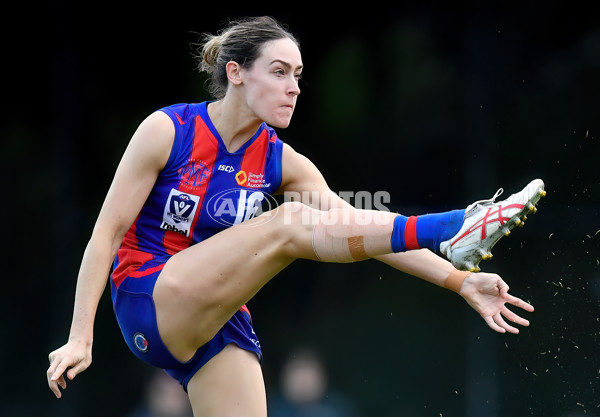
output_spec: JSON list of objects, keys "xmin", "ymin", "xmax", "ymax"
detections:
[{"xmin": 206, "ymin": 188, "xmax": 278, "ymax": 227}]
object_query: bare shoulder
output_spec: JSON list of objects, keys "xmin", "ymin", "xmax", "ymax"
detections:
[
  {"xmin": 280, "ymin": 143, "xmax": 328, "ymax": 194},
  {"xmin": 125, "ymin": 110, "xmax": 175, "ymax": 172},
  {"xmin": 281, "ymin": 142, "xmax": 306, "ymax": 169},
  {"xmin": 95, "ymin": 111, "xmax": 176, "ymax": 235},
  {"xmin": 132, "ymin": 111, "xmax": 175, "ymax": 149}
]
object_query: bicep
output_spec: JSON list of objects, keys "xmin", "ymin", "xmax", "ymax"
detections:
[
  {"xmin": 279, "ymin": 143, "xmax": 351, "ymax": 210},
  {"xmin": 92, "ymin": 111, "xmax": 174, "ymax": 245}
]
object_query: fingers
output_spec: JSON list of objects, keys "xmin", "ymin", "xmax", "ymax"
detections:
[
  {"xmin": 484, "ymin": 305, "xmax": 532, "ymax": 334},
  {"xmin": 47, "ymin": 354, "xmax": 74, "ymax": 399},
  {"xmin": 57, "ymin": 375, "xmax": 67, "ymax": 390},
  {"xmin": 505, "ymin": 293, "xmax": 535, "ymax": 312},
  {"xmin": 483, "ymin": 316, "xmax": 506, "ymax": 333},
  {"xmin": 474, "ymin": 275, "xmax": 534, "ymax": 334},
  {"xmin": 66, "ymin": 361, "xmax": 88, "ymax": 381},
  {"xmin": 47, "ymin": 362, "xmax": 65, "ymax": 398},
  {"xmin": 50, "ymin": 357, "xmax": 72, "ymax": 384},
  {"xmin": 47, "ymin": 342, "xmax": 91, "ymax": 398},
  {"xmin": 485, "ymin": 313, "xmax": 519, "ymax": 334},
  {"xmin": 501, "ymin": 305, "xmax": 530, "ymax": 327},
  {"xmin": 494, "ymin": 312, "xmax": 520, "ymax": 334},
  {"xmin": 47, "ymin": 379, "xmax": 62, "ymax": 398},
  {"xmin": 496, "ymin": 277, "xmax": 534, "ymax": 312},
  {"xmin": 496, "ymin": 278, "xmax": 509, "ymax": 294}
]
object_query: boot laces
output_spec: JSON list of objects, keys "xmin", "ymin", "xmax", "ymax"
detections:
[{"xmin": 466, "ymin": 188, "xmax": 504, "ymax": 215}]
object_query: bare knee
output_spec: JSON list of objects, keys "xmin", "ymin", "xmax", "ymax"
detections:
[
  {"xmin": 272, "ymin": 200, "xmax": 313, "ymax": 226},
  {"xmin": 269, "ymin": 201, "xmax": 318, "ymax": 258},
  {"xmin": 269, "ymin": 202, "xmax": 374, "ymax": 261}
]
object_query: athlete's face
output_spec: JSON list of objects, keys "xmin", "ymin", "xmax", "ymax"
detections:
[{"xmin": 239, "ymin": 37, "xmax": 302, "ymax": 128}]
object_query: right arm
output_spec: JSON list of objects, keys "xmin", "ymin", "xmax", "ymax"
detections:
[{"xmin": 46, "ymin": 111, "xmax": 174, "ymax": 398}]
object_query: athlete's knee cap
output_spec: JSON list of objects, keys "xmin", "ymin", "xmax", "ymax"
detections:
[{"xmin": 278, "ymin": 201, "xmax": 316, "ymax": 226}]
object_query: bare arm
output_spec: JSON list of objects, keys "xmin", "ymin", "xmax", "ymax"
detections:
[
  {"xmin": 47, "ymin": 111, "xmax": 175, "ymax": 398},
  {"xmin": 279, "ymin": 144, "xmax": 534, "ymax": 333},
  {"xmin": 278, "ymin": 143, "xmax": 352, "ymax": 208},
  {"xmin": 375, "ymin": 249, "xmax": 455, "ymax": 286},
  {"xmin": 376, "ymin": 249, "xmax": 534, "ymax": 333},
  {"xmin": 280, "ymin": 143, "xmax": 457, "ymax": 286}
]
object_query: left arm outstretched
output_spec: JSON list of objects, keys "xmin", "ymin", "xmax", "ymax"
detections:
[
  {"xmin": 278, "ymin": 143, "xmax": 534, "ymax": 333},
  {"xmin": 374, "ymin": 250, "xmax": 534, "ymax": 333}
]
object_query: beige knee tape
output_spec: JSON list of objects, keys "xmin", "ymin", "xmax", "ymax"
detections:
[
  {"xmin": 444, "ymin": 269, "xmax": 471, "ymax": 293},
  {"xmin": 311, "ymin": 222, "xmax": 353, "ymax": 262}
]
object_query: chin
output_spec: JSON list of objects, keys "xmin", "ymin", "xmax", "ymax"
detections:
[
  {"xmin": 267, "ymin": 117, "xmax": 293, "ymax": 129},
  {"xmin": 274, "ymin": 121, "xmax": 291, "ymax": 129}
]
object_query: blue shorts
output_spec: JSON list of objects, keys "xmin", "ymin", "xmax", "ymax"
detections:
[{"xmin": 110, "ymin": 267, "xmax": 263, "ymax": 391}]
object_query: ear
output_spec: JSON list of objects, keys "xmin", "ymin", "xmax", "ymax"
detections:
[{"xmin": 226, "ymin": 61, "xmax": 243, "ymax": 86}]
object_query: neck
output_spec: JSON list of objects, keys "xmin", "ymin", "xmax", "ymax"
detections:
[{"xmin": 207, "ymin": 98, "xmax": 262, "ymax": 153}]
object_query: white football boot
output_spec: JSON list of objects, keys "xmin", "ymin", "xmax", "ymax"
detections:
[{"xmin": 439, "ymin": 179, "xmax": 546, "ymax": 272}]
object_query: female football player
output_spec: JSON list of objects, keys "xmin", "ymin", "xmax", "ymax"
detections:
[{"xmin": 47, "ymin": 16, "xmax": 544, "ymax": 417}]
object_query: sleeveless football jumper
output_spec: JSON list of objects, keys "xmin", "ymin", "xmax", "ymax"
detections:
[{"xmin": 110, "ymin": 102, "xmax": 283, "ymax": 390}]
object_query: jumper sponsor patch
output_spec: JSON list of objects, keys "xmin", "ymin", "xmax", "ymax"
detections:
[
  {"xmin": 235, "ymin": 170, "xmax": 271, "ymax": 188},
  {"xmin": 133, "ymin": 332, "xmax": 149, "ymax": 353},
  {"xmin": 206, "ymin": 188, "xmax": 277, "ymax": 227},
  {"xmin": 160, "ymin": 189, "xmax": 200, "ymax": 237}
]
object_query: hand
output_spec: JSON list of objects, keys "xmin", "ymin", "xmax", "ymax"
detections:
[
  {"xmin": 459, "ymin": 272, "xmax": 534, "ymax": 334},
  {"xmin": 47, "ymin": 339, "xmax": 92, "ymax": 398}
]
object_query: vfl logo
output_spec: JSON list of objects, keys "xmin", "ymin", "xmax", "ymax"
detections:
[
  {"xmin": 179, "ymin": 160, "xmax": 211, "ymax": 187},
  {"xmin": 161, "ymin": 189, "xmax": 200, "ymax": 236},
  {"xmin": 207, "ymin": 188, "xmax": 278, "ymax": 227}
]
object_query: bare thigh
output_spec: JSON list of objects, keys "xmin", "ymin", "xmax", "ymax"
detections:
[
  {"xmin": 153, "ymin": 203, "xmax": 314, "ymax": 361},
  {"xmin": 187, "ymin": 344, "xmax": 266, "ymax": 417}
]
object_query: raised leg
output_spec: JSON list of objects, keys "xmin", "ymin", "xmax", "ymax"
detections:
[{"xmin": 153, "ymin": 202, "xmax": 398, "ymax": 361}]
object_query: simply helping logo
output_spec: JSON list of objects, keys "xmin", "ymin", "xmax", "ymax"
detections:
[
  {"xmin": 161, "ymin": 189, "xmax": 201, "ymax": 236},
  {"xmin": 206, "ymin": 188, "xmax": 278, "ymax": 227}
]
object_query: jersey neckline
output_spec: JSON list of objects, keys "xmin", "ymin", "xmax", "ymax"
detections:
[{"xmin": 198, "ymin": 101, "xmax": 267, "ymax": 156}]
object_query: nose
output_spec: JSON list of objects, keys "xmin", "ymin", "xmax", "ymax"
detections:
[{"xmin": 288, "ymin": 77, "xmax": 300, "ymax": 96}]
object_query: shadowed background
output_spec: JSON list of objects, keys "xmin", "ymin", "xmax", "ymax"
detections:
[{"xmin": 3, "ymin": 2, "xmax": 599, "ymax": 416}]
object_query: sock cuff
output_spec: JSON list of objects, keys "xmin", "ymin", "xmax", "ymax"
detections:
[
  {"xmin": 404, "ymin": 216, "xmax": 421, "ymax": 250},
  {"xmin": 391, "ymin": 210, "xmax": 465, "ymax": 253},
  {"xmin": 390, "ymin": 215, "xmax": 407, "ymax": 252}
]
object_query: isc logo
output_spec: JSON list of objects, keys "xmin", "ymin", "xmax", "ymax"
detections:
[{"xmin": 218, "ymin": 164, "xmax": 235, "ymax": 173}]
